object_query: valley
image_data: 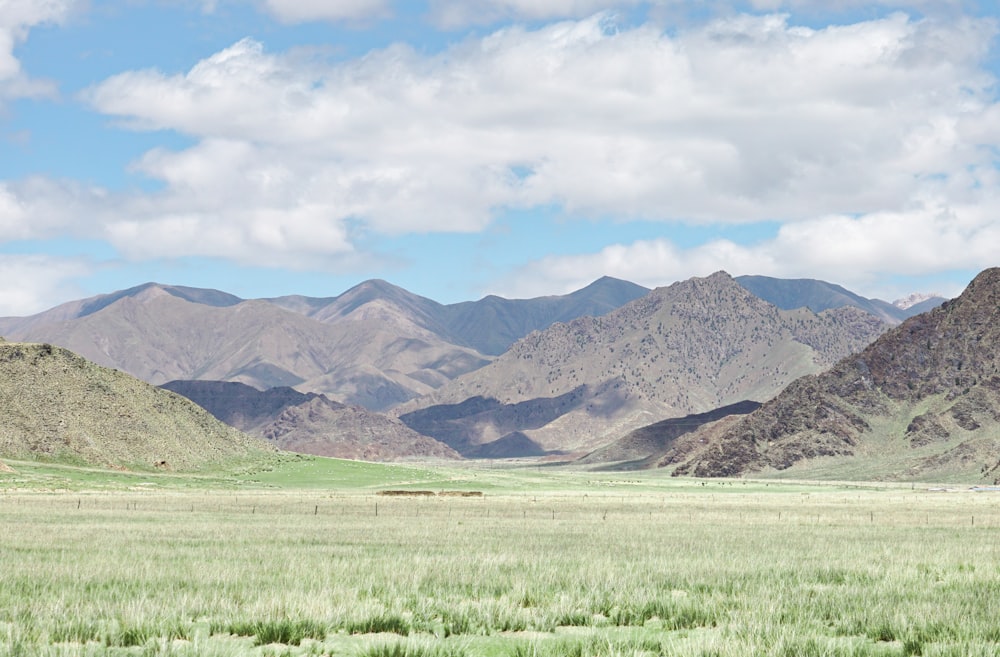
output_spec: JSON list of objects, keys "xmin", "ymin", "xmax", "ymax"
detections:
[
  {"xmin": 2, "ymin": 457, "xmax": 999, "ymax": 657},
  {"xmin": 0, "ymin": 270, "xmax": 946, "ymax": 469}
]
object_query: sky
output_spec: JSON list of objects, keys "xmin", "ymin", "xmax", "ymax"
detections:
[{"xmin": 1, "ymin": 0, "xmax": 999, "ymax": 315}]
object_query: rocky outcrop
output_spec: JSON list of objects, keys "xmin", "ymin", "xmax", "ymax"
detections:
[
  {"xmin": 400, "ymin": 272, "xmax": 890, "ymax": 456},
  {"xmin": 665, "ymin": 268, "xmax": 1000, "ymax": 483}
]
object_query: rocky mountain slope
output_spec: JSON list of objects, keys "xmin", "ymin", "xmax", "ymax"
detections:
[
  {"xmin": 162, "ymin": 380, "xmax": 459, "ymax": 461},
  {"xmin": 0, "ymin": 284, "xmax": 489, "ymax": 411},
  {"xmin": 0, "ymin": 278, "xmax": 645, "ymax": 410},
  {"xmin": 735, "ymin": 275, "xmax": 945, "ymax": 324},
  {"xmin": 578, "ymin": 400, "xmax": 762, "ymax": 468},
  {"xmin": 662, "ymin": 267, "xmax": 1000, "ymax": 483},
  {"xmin": 399, "ymin": 272, "xmax": 890, "ymax": 457},
  {"xmin": 0, "ymin": 341, "xmax": 273, "ymax": 470}
]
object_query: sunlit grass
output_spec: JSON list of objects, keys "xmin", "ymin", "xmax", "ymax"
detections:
[{"xmin": 2, "ymin": 461, "xmax": 1000, "ymax": 656}]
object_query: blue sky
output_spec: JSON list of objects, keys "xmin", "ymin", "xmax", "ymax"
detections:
[{"xmin": 1, "ymin": 0, "xmax": 998, "ymax": 314}]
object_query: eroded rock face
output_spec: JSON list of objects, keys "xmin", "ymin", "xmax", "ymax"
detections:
[
  {"xmin": 401, "ymin": 271, "xmax": 889, "ymax": 456},
  {"xmin": 664, "ymin": 268, "xmax": 1000, "ymax": 483}
]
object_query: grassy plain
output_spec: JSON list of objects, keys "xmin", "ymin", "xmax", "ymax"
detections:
[{"xmin": 2, "ymin": 456, "xmax": 1000, "ymax": 656}]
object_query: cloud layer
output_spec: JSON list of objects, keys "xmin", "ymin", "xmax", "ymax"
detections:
[
  {"xmin": 1, "ymin": 4, "xmax": 998, "ymax": 309},
  {"xmin": 84, "ymin": 13, "xmax": 1000, "ymax": 267}
]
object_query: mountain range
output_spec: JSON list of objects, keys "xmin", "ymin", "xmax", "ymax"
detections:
[
  {"xmin": 0, "ymin": 277, "xmax": 648, "ymax": 411},
  {"xmin": 0, "ymin": 272, "xmax": 952, "ymax": 468},
  {"xmin": 657, "ymin": 268, "xmax": 1000, "ymax": 483},
  {"xmin": 735, "ymin": 276, "xmax": 942, "ymax": 324},
  {"xmin": 397, "ymin": 272, "xmax": 891, "ymax": 456}
]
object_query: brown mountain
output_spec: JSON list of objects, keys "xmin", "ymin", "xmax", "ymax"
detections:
[
  {"xmin": 0, "ymin": 284, "xmax": 488, "ymax": 411},
  {"xmin": 578, "ymin": 400, "xmax": 762, "ymax": 468},
  {"xmin": 260, "ymin": 396, "xmax": 459, "ymax": 461},
  {"xmin": 662, "ymin": 267, "xmax": 1000, "ymax": 483},
  {"xmin": 0, "ymin": 341, "xmax": 273, "ymax": 470},
  {"xmin": 0, "ymin": 278, "xmax": 646, "ymax": 412},
  {"xmin": 399, "ymin": 272, "xmax": 890, "ymax": 456},
  {"xmin": 735, "ymin": 275, "xmax": 946, "ymax": 324},
  {"xmin": 162, "ymin": 380, "xmax": 459, "ymax": 461}
]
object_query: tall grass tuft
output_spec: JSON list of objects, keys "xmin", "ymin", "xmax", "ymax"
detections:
[
  {"xmin": 225, "ymin": 618, "xmax": 328, "ymax": 646},
  {"xmin": 359, "ymin": 640, "xmax": 467, "ymax": 657},
  {"xmin": 346, "ymin": 614, "xmax": 412, "ymax": 636}
]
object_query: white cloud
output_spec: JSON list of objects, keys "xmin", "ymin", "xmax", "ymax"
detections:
[
  {"xmin": 0, "ymin": 0, "xmax": 77, "ymax": 101},
  {"xmin": 746, "ymin": 0, "xmax": 970, "ymax": 13},
  {"xmin": 428, "ymin": 0, "xmax": 645, "ymax": 28},
  {"xmin": 427, "ymin": 0, "xmax": 980, "ymax": 28},
  {"xmin": 0, "ymin": 178, "xmax": 102, "ymax": 241},
  {"xmin": 0, "ymin": 255, "xmax": 90, "ymax": 316},
  {"xmin": 260, "ymin": 0, "xmax": 391, "ymax": 23},
  {"xmin": 67, "ymin": 11, "xmax": 1000, "ymax": 278},
  {"xmin": 182, "ymin": 0, "xmax": 391, "ymax": 23},
  {"xmin": 493, "ymin": 196, "xmax": 1000, "ymax": 300}
]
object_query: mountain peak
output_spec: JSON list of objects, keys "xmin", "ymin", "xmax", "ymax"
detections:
[
  {"xmin": 75, "ymin": 282, "xmax": 243, "ymax": 318},
  {"xmin": 316, "ymin": 278, "xmax": 444, "ymax": 327},
  {"xmin": 893, "ymin": 292, "xmax": 944, "ymax": 310},
  {"xmin": 956, "ymin": 267, "xmax": 1000, "ymax": 304}
]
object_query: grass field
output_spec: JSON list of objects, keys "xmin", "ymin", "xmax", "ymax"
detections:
[{"xmin": 2, "ymin": 456, "xmax": 1000, "ymax": 656}]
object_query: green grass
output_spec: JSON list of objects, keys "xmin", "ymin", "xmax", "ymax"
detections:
[
  {"xmin": 2, "ymin": 456, "xmax": 998, "ymax": 656},
  {"xmin": 3, "ymin": 458, "xmax": 1000, "ymax": 656}
]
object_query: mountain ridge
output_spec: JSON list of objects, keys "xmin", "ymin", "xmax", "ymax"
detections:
[
  {"xmin": 162, "ymin": 380, "xmax": 459, "ymax": 461},
  {"xmin": 661, "ymin": 267, "xmax": 1000, "ymax": 482},
  {"xmin": 0, "ymin": 277, "xmax": 649, "ymax": 410},
  {"xmin": 399, "ymin": 271, "xmax": 891, "ymax": 456},
  {"xmin": 735, "ymin": 275, "xmax": 945, "ymax": 324}
]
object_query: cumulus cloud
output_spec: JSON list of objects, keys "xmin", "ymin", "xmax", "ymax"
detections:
[
  {"xmin": 69, "ymin": 10, "xmax": 1000, "ymax": 280},
  {"xmin": 428, "ymin": 0, "xmax": 645, "ymax": 28},
  {"xmin": 493, "ymin": 196, "xmax": 1000, "ymax": 300},
  {"xmin": 259, "ymin": 0, "xmax": 391, "ymax": 23},
  {"xmin": 0, "ymin": 178, "xmax": 102, "ymax": 241},
  {"xmin": 0, "ymin": 0, "xmax": 77, "ymax": 101},
  {"xmin": 0, "ymin": 254, "xmax": 90, "ymax": 316},
  {"xmin": 427, "ymin": 0, "xmax": 980, "ymax": 28}
]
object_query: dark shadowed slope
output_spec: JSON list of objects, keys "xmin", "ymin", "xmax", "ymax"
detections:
[
  {"xmin": 400, "ymin": 272, "xmax": 890, "ymax": 457},
  {"xmin": 735, "ymin": 275, "xmax": 945, "ymax": 324},
  {"xmin": 162, "ymin": 380, "xmax": 459, "ymax": 461},
  {"xmin": 579, "ymin": 400, "xmax": 762, "ymax": 468},
  {"xmin": 663, "ymin": 268, "xmax": 1000, "ymax": 483},
  {"xmin": 160, "ymin": 380, "xmax": 321, "ymax": 431}
]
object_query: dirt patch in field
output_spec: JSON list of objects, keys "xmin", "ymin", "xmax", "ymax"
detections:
[{"xmin": 377, "ymin": 490, "xmax": 484, "ymax": 497}]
